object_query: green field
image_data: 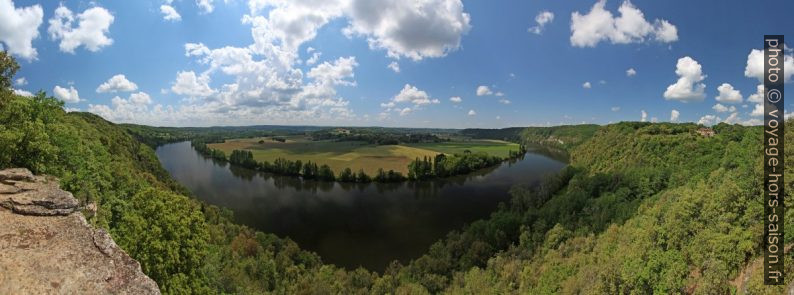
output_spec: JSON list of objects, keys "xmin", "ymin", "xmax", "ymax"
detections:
[{"xmin": 208, "ymin": 136, "xmax": 520, "ymax": 175}]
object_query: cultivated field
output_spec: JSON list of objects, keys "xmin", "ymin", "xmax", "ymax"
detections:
[{"xmin": 207, "ymin": 136, "xmax": 520, "ymax": 174}]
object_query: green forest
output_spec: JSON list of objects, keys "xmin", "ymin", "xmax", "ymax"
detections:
[{"xmin": 1, "ymin": 51, "xmax": 791, "ymax": 293}]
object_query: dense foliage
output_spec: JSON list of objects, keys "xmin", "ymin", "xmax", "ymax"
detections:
[
  {"xmin": 463, "ymin": 124, "xmax": 600, "ymax": 150},
  {"xmin": 310, "ymin": 128, "xmax": 450, "ymax": 145},
  {"xmin": 407, "ymin": 145, "xmax": 527, "ymax": 180}
]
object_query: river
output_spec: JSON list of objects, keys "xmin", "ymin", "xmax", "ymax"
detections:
[{"xmin": 155, "ymin": 141, "xmax": 566, "ymax": 271}]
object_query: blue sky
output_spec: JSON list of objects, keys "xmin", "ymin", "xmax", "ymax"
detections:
[{"xmin": 3, "ymin": 0, "xmax": 793, "ymax": 128}]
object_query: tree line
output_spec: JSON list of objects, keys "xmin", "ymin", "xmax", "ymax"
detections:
[{"xmin": 407, "ymin": 145, "xmax": 528, "ymax": 180}]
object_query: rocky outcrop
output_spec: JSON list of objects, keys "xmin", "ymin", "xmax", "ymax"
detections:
[{"xmin": 0, "ymin": 168, "xmax": 160, "ymax": 294}]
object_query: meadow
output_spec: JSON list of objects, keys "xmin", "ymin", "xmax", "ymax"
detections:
[{"xmin": 207, "ymin": 136, "xmax": 520, "ymax": 175}]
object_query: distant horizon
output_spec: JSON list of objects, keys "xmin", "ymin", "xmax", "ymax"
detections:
[{"xmin": 6, "ymin": 0, "xmax": 792, "ymax": 128}]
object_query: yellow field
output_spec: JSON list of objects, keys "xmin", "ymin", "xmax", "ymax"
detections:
[{"xmin": 208, "ymin": 136, "xmax": 519, "ymax": 175}]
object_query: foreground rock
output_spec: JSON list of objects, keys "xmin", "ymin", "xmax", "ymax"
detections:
[{"xmin": 0, "ymin": 168, "xmax": 160, "ymax": 294}]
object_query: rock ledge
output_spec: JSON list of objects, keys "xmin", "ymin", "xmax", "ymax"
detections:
[{"xmin": 0, "ymin": 168, "xmax": 160, "ymax": 294}]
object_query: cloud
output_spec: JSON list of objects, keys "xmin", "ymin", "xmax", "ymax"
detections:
[
  {"xmin": 185, "ymin": 42, "xmax": 211, "ymax": 58},
  {"xmin": 670, "ymin": 109, "xmax": 679, "ymax": 121},
  {"xmin": 98, "ymin": 0, "xmax": 470, "ymax": 125},
  {"xmin": 343, "ymin": 0, "xmax": 471, "ymax": 61},
  {"xmin": 570, "ymin": 0, "xmax": 678, "ymax": 47},
  {"xmin": 387, "ymin": 61, "xmax": 400, "ymax": 73},
  {"xmin": 626, "ymin": 68, "xmax": 636, "ymax": 77},
  {"xmin": 744, "ymin": 49, "xmax": 794, "ymax": 83},
  {"xmin": 449, "ymin": 96, "xmax": 461, "ymax": 103},
  {"xmin": 171, "ymin": 71, "xmax": 214, "ymax": 98},
  {"xmin": 307, "ymin": 56, "xmax": 358, "ymax": 86},
  {"xmin": 494, "ymin": 91, "xmax": 505, "ymax": 96},
  {"xmin": 714, "ymin": 83, "xmax": 742, "ymax": 104},
  {"xmin": 15, "ymin": 77, "xmax": 27, "ymax": 86},
  {"xmin": 611, "ymin": 106, "xmax": 620, "ymax": 112},
  {"xmin": 160, "ymin": 5, "xmax": 181, "ymax": 22},
  {"xmin": 747, "ymin": 84, "xmax": 764, "ymax": 103},
  {"xmin": 391, "ymin": 84, "xmax": 438, "ymax": 106},
  {"xmin": 640, "ymin": 110, "xmax": 647, "ymax": 122},
  {"xmin": 582, "ymin": 81, "xmax": 591, "ymax": 89},
  {"xmin": 88, "ymin": 92, "xmax": 157, "ymax": 123},
  {"xmin": 498, "ymin": 98, "xmax": 511, "ymax": 104},
  {"xmin": 47, "ymin": 5, "xmax": 114, "ymax": 53},
  {"xmin": 468, "ymin": 109, "xmax": 476, "ymax": 116},
  {"xmin": 96, "ymin": 74, "xmax": 138, "ymax": 93},
  {"xmin": 13, "ymin": 89, "xmax": 33, "ymax": 97},
  {"xmin": 528, "ymin": 11, "xmax": 554, "ymax": 35},
  {"xmin": 0, "ymin": 0, "xmax": 43, "ymax": 60},
  {"xmin": 476, "ymin": 85, "xmax": 493, "ymax": 96},
  {"xmin": 697, "ymin": 114, "xmax": 719, "ymax": 126},
  {"xmin": 53, "ymin": 85, "xmax": 81, "ymax": 103},
  {"xmin": 129, "ymin": 92, "xmax": 152, "ymax": 105},
  {"xmin": 723, "ymin": 112, "xmax": 740, "ymax": 124},
  {"xmin": 712, "ymin": 103, "xmax": 736, "ymax": 113},
  {"xmin": 196, "ymin": 0, "xmax": 214, "ymax": 14},
  {"xmin": 750, "ymin": 104, "xmax": 763, "ymax": 117},
  {"xmin": 306, "ymin": 51, "xmax": 322, "ymax": 65},
  {"xmin": 399, "ymin": 107, "xmax": 412, "ymax": 116},
  {"xmin": 663, "ymin": 56, "xmax": 706, "ymax": 102}
]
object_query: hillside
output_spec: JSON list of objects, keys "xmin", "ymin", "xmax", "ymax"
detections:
[
  {"xmin": 462, "ymin": 124, "xmax": 600, "ymax": 149},
  {"xmin": 2, "ymin": 85, "xmax": 791, "ymax": 293}
]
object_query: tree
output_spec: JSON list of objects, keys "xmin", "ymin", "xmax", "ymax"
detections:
[{"xmin": 0, "ymin": 51, "xmax": 19, "ymax": 93}]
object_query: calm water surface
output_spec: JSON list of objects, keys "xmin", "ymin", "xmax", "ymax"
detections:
[{"xmin": 156, "ymin": 141, "xmax": 566, "ymax": 271}]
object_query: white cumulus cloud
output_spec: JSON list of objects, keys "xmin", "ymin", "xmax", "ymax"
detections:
[
  {"xmin": 582, "ymin": 81, "xmax": 592, "ymax": 89},
  {"xmin": 171, "ymin": 71, "xmax": 214, "ymax": 98},
  {"xmin": 670, "ymin": 109, "xmax": 679, "ymax": 121},
  {"xmin": 468, "ymin": 109, "xmax": 476, "ymax": 116},
  {"xmin": 343, "ymin": 0, "xmax": 471, "ymax": 61},
  {"xmin": 0, "ymin": 0, "xmax": 43, "ymax": 60},
  {"xmin": 160, "ymin": 5, "xmax": 181, "ymax": 22},
  {"xmin": 712, "ymin": 103, "xmax": 736, "ymax": 113},
  {"xmin": 747, "ymin": 84, "xmax": 764, "ymax": 103},
  {"xmin": 47, "ymin": 5, "xmax": 114, "ymax": 53},
  {"xmin": 449, "ymin": 96, "xmax": 461, "ymax": 103},
  {"xmin": 196, "ymin": 0, "xmax": 214, "ymax": 14},
  {"xmin": 53, "ymin": 85, "xmax": 81, "ymax": 103},
  {"xmin": 714, "ymin": 83, "xmax": 742, "ymax": 104},
  {"xmin": 663, "ymin": 56, "xmax": 706, "ymax": 102},
  {"xmin": 391, "ymin": 84, "xmax": 438, "ymax": 106},
  {"xmin": 640, "ymin": 110, "xmax": 647, "ymax": 122},
  {"xmin": 626, "ymin": 68, "xmax": 636, "ymax": 77},
  {"xmin": 744, "ymin": 49, "xmax": 794, "ymax": 83},
  {"xmin": 96, "ymin": 74, "xmax": 138, "ymax": 93},
  {"xmin": 476, "ymin": 85, "xmax": 493, "ymax": 96},
  {"xmin": 570, "ymin": 0, "xmax": 678, "ymax": 47}
]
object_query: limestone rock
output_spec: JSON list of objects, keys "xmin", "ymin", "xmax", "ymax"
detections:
[
  {"xmin": 0, "ymin": 168, "xmax": 34, "ymax": 183},
  {"xmin": 0, "ymin": 168, "xmax": 160, "ymax": 294}
]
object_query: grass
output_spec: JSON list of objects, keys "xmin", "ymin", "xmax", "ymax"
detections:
[{"xmin": 208, "ymin": 136, "xmax": 520, "ymax": 175}]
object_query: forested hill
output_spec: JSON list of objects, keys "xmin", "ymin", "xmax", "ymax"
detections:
[
  {"xmin": 432, "ymin": 121, "xmax": 793, "ymax": 293},
  {"xmin": 462, "ymin": 124, "xmax": 599, "ymax": 149}
]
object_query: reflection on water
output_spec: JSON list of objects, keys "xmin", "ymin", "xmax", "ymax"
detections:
[{"xmin": 156, "ymin": 141, "xmax": 566, "ymax": 271}]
